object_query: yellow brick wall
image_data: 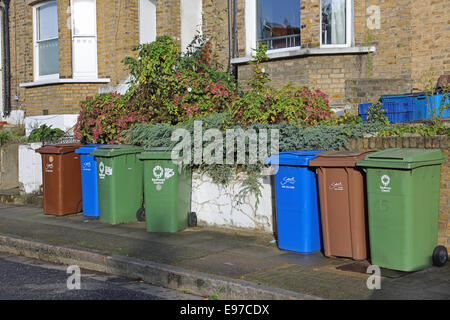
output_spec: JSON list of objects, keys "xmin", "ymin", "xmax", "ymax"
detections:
[
  {"xmin": 411, "ymin": 0, "xmax": 450, "ymax": 88},
  {"xmin": 9, "ymin": 0, "xmax": 140, "ymax": 116},
  {"xmin": 8, "ymin": 0, "xmax": 449, "ymax": 116},
  {"xmin": 233, "ymin": 0, "xmax": 450, "ymax": 111}
]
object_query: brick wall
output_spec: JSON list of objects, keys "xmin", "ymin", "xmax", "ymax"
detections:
[
  {"xmin": 411, "ymin": 0, "xmax": 450, "ymax": 89},
  {"xmin": 9, "ymin": 0, "xmax": 140, "ymax": 116},
  {"xmin": 202, "ymin": 0, "xmax": 230, "ymax": 70},
  {"xmin": 345, "ymin": 79, "xmax": 412, "ymax": 109},
  {"xmin": 9, "ymin": 0, "xmax": 231, "ymax": 116},
  {"xmin": 156, "ymin": 0, "xmax": 181, "ymax": 44},
  {"xmin": 233, "ymin": 0, "xmax": 450, "ymax": 112},
  {"xmin": 346, "ymin": 136, "xmax": 450, "ymax": 253}
]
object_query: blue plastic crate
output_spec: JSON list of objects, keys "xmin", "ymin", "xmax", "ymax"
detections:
[
  {"xmin": 358, "ymin": 103, "xmax": 373, "ymax": 122},
  {"xmin": 413, "ymin": 94, "xmax": 450, "ymax": 120},
  {"xmin": 380, "ymin": 95, "xmax": 414, "ymax": 123}
]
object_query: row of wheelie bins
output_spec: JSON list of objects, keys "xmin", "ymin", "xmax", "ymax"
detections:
[
  {"xmin": 35, "ymin": 144, "xmax": 448, "ymax": 272},
  {"xmin": 267, "ymin": 149, "xmax": 448, "ymax": 272},
  {"xmin": 35, "ymin": 144, "xmax": 192, "ymax": 234}
]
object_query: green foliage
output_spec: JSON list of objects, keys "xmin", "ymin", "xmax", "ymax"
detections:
[
  {"xmin": 425, "ymin": 89, "xmax": 450, "ymax": 125},
  {"xmin": 248, "ymin": 43, "xmax": 270, "ymax": 90},
  {"xmin": 229, "ymin": 46, "xmax": 334, "ymax": 126},
  {"xmin": 123, "ymin": 35, "xmax": 236, "ymax": 125},
  {"xmin": 378, "ymin": 124, "xmax": 450, "ymax": 137},
  {"xmin": 207, "ymin": 285, "xmax": 225, "ymax": 300},
  {"xmin": 367, "ymin": 102, "xmax": 389, "ymax": 125},
  {"xmin": 321, "ymin": 112, "xmax": 364, "ymax": 126},
  {"xmin": 76, "ymin": 36, "xmax": 335, "ymax": 144},
  {"xmin": 364, "ymin": 29, "xmax": 374, "ymax": 78},
  {"xmin": 419, "ymin": 68, "xmax": 450, "ymax": 125},
  {"xmin": 0, "ymin": 125, "xmax": 26, "ymax": 145},
  {"xmin": 28, "ymin": 125, "xmax": 65, "ymax": 143},
  {"xmin": 74, "ymin": 92, "xmax": 148, "ymax": 144},
  {"xmin": 122, "ymin": 114, "xmax": 385, "ymax": 200}
]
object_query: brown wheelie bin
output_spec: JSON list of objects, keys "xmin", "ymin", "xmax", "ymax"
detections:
[
  {"xmin": 36, "ymin": 143, "xmax": 82, "ymax": 216},
  {"xmin": 309, "ymin": 151, "xmax": 375, "ymax": 260}
]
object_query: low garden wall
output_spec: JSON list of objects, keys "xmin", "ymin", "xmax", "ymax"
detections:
[
  {"xmin": 18, "ymin": 143, "xmax": 43, "ymax": 194},
  {"xmin": 191, "ymin": 172, "xmax": 274, "ymax": 233},
  {"xmin": 0, "ymin": 144, "xmax": 19, "ymax": 190}
]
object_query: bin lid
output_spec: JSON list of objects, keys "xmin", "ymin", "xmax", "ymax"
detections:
[
  {"xmin": 75, "ymin": 144, "xmax": 105, "ymax": 155},
  {"xmin": 357, "ymin": 148, "xmax": 447, "ymax": 169},
  {"xmin": 309, "ymin": 150, "xmax": 376, "ymax": 167},
  {"xmin": 90, "ymin": 145, "xmax": 143, "ymax": 158},
  {"xmin": 266, "ymin": 150, "xmax": 325, "ymax": 166},
  {"xmin": 36, "ymin": 143, "xmax": 81, "ymax": 155},
  {"xmin": 137, "ymin": 147, "xmax": 174, "ymax": 160}
]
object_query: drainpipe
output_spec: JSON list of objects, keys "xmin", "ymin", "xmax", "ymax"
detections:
[
  {"xmin": 0, "ymin": 0, "xmax": 11, "ymax": 118},
  {"xmin": 228, "ymin": 0, "xmax": 237, "ymax": 79}
]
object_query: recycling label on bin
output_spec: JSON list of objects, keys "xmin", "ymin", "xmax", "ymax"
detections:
[
  {"xmin": 98, "ymin": 161, "xmax": 113, "ymax": 180},
  {"xmin": 380, "ymin": 175, "xmax": 391, "ymax": 193},
  {"xmin": 280, "ymin": 177, "xmax": 296, "ymax": 189},
  {"xmin": 329, "ymin": 182, "xmax": 344, "ymax": 191},
  {"xmin": 45, "ymin": 163, "xmax": 54, "ymax": 173},
  {"xmin": 82, "ymin": 162, "xmax": 92, "ymax": 172},
  {"xmin": 45, "ymin": 156, "xmax": 54, "ymax": 173},
  {"xmin": 152, "ymin": 165, "xmax": 175, "ymax": 190}
]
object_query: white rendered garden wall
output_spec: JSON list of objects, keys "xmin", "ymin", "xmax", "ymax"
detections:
[{"xmin": 191, "ymin": 171, "xmax": 274, "ymax": 233}]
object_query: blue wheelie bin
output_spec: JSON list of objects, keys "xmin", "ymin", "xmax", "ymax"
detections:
[
  {"xmin": 75, "ymin": 144, "xmax": 104, "ymax": 218},
  {"xmin": 267, "ymin": 151, "xmax": 324, "ymax": 254}
]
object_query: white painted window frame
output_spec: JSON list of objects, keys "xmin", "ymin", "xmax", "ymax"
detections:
[
  {"xmin": 320, "ymin": 0, "xmax": 354, "ymax": 48},
  {"xmin": 139, "ymin": 0, "xmax": 157, "ymax": 45},
  {"xmin": 246, "ymin": 0, "xmax": 301, "ymax": 57},
  {"xmin": 33, "ymin": 1, "xmax": 59, "ymax": 82},
  {"xmin": 180, "ymin": 0, "xmax": 203, "ymax": 53},
  {"xmin": 70, "ymin": 0, "xmax": 98, "ymax": 80}
]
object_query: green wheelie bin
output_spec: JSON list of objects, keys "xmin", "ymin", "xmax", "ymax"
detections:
[
  {"xmin": 357, "ymin": 148, "xmax": 448, "ymax": 272},
  {"xmin": 137, "ymin": 149, "xmax": 192, "ymax": 233},
  {"xmin": 91, "ymin": 145, "xmax": 143, "ymax": 225}
]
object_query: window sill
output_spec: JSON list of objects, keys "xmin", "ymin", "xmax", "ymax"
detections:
[
  {"xmin": 231, "ymin": 46, "xmax": 376, "ymax": 65},
  {"xmin": 19, "ymin": 78, "xmax": 111, "ymax": 88}
]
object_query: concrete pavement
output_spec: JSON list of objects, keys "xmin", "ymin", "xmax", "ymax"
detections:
[{"xmin": 0, "ymin": 204, "xmax": 448, "ymax": 300}]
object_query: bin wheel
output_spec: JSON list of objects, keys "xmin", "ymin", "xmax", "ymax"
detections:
[
  {"xmin": 432, "ymin": 246, "xmax": 448, "ymax": 267},
  {"xmin": 188, "ymin": 212, "xmax": 197, "ymax": 228},
  {"xmin": 136, "ymin": 207, "xmax": 146, "ymax": 222}
]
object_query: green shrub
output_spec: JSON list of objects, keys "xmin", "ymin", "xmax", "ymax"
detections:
[
  {"xmin": 75, "ymin": 37, "xmax": 336, "ymax": 143},
  {"xmin": 74, "ymin": 92, "xmax": 149, "ymax": 144},
  {"xmin": 367, "ymin": 102, "xmax": 389, "ymax": 125},
  {"xmin": 123, "ymin": 35, "xmax": 237, "ymax": 124},
  {"xmin": 378, "ymin": 124, "xmax": 450, "ymax": 137},
  {"xmin": 28, "ymin": 125, "xmax": 65, "ymax": 143},
  {"xmin": 230, "ymin": 85, "xmax": 334, "ymax": 126},
  {"xmin": 229, "ymin": 45, "xmax": 334, "ymax": 126}
]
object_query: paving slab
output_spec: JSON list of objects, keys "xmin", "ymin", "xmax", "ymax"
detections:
[{"xmin": 0, "ymin": 205, "xmax": 448, "ymax": 300}]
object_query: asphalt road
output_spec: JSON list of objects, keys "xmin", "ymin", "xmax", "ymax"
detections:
[{"xmin": 0, "ymin": 252, "xmax": 202, "ymax": 300}]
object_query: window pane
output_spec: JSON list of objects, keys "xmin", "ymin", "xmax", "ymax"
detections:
[
  {"xmin": 39, "ymin": 39, "xmax": 59, "ymax": 76},
  {"xmin": 139, "ymin": 0, "xmax": 157, "ymax": 45},
  {"xmin": 257, "ymin": 0, "xmax": 301, "ymax": 50},
  {"xmin": 73, "ymin": 37, "xmax": 97, "ymax": 77},
  {"xmin": 38, "ymin": 1, "xmax": 58, "ymax": 40},
  {"xmin": 322, "ymin": 0, "xmax": 346, "ymax": 45},
  {"xmin": 73, "ymin": 0, "xmax": 96, "ymax": 36}
]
